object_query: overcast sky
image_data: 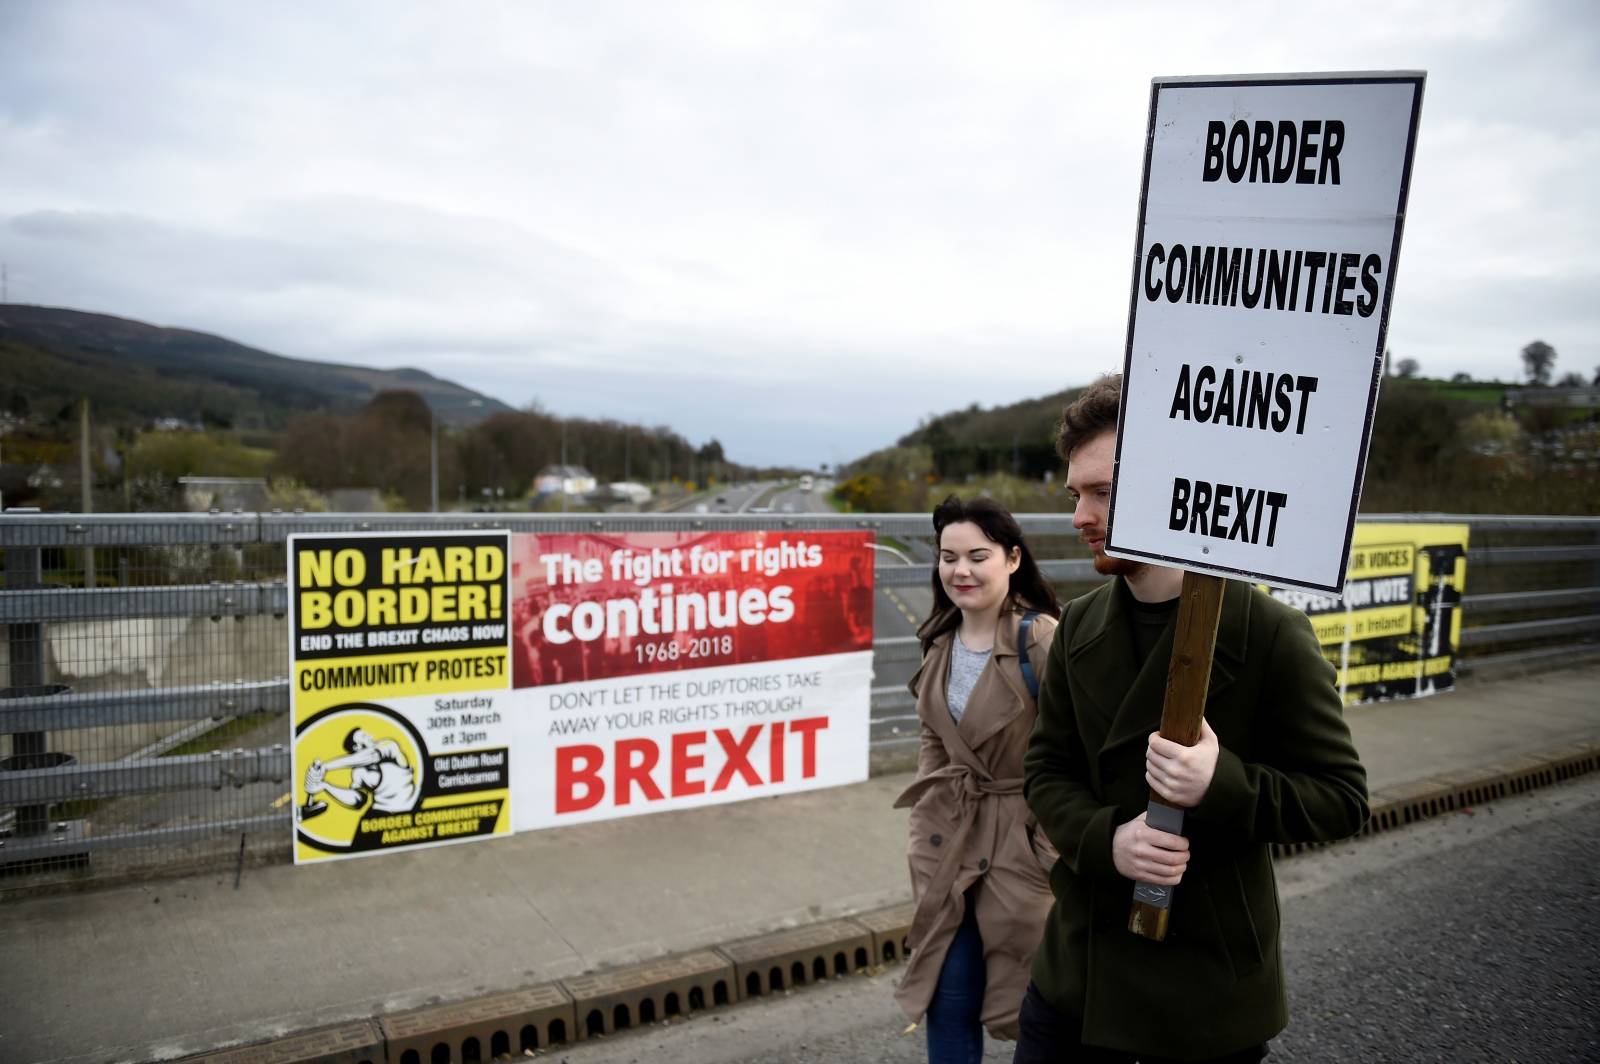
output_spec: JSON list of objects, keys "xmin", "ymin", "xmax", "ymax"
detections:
[{"xmin": 2, "ymin": 1, "xmax": 1595, "ymax": 467}]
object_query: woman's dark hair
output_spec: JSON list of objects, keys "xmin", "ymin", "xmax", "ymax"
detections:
[{"xmin": 917, "ymin": 494, "xmax": 1061, "ymax": 652}]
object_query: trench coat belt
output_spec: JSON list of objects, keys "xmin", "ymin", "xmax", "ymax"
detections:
[{"xmin": 894, "ymin": 764, "xmax": 1024, "ymax": 951}]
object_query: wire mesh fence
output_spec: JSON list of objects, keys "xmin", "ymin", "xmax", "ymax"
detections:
[{"xmin": 2, "ymin": 511, "xmax": 1596, "ymax": 895}]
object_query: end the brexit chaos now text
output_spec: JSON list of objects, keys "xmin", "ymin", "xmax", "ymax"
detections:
[{"xmin": 292, "ymin": 537, "xmax": 508, "ymax": 659}]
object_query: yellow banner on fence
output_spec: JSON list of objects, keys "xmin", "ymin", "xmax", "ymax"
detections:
[
  {"xmin": 288, "ymin": 531, "xmax": 513, "ymax": 864},
  {"xmin": 1264, "ymin": 523, "xmax": 1469, "ymax": 705}
]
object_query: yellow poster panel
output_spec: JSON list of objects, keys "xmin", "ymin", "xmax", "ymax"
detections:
[
  {"xmin": 288, "ymin": 532, "xmax": 512, "ymax": 864},
  {"xmin": 1265, "ymin": 523, "xmax": 1469, "ymax": 705}
]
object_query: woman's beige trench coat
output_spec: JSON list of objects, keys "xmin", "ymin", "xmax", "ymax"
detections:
[{"xmin": 893, "ymin": 602, "xmax": 1059, "ymax": 1040}]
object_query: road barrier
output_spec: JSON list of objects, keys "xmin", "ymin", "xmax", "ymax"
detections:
[{"xmin": 2, "ymin": 511, "xmax": 1596, "ymax": 891}]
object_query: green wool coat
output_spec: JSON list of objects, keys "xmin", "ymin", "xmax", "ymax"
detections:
[{"xmin": 1023, "ymin": 578, "xmax": 1368, "ymax": 1060}]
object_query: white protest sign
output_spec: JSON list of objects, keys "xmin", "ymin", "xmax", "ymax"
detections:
[{"xmin": 1106, "ymin": 72, "xmax": 1425, "ymax": 594}]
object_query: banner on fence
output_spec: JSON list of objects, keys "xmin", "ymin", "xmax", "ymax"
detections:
[
  {"xmin": 289, "ymin": 528, "xmax": 876, "ymax": 861},
  {"xmin": 507, "ymin": 530, "xmax": 876, "ymax": 829},
  {"xmin": 289, "ymin": 531, "xmax": 514, "ymax": 864},
  {"xmin": 1264, "ymin": 523, "xmax": 1469, "ymax": 704}
]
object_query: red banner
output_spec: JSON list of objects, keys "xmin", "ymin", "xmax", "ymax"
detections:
[{"xmin": 510, "ymin": 531, "xmax": 875, "ymax": 688}]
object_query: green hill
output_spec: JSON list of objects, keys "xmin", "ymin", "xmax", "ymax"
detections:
[
  {"xmin": 842, "ymin": 372, "xmax": 1597, "ymax": 516},
  {"xmin": 0, "ymin": 304, "xmax": 510, "ymax": 430},
  {"xmin": 890, "ymin": 386, "xmax": 1085, "ymax": 480}
]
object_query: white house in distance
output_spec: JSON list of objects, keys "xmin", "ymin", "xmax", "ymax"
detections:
[
  {"xmin": 533, "ymin": 464, "xmax": 597, "ymax": 498},
  {"xmin": 608, "ymin": 481, "xmax": 653, "ymax": 505},
  {"xmin": 178, "ymin": 476, "xmax": 269, "ymax": 512}
]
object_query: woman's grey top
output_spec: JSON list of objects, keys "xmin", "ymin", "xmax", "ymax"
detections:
[{"xmin": 946, "ymin": 635, "xmax": 993, "ymax": 723}]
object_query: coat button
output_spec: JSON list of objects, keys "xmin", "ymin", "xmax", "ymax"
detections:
[
  {"xmin": 931, "ymin": 834, "xmax": 942, "ymax": 847},
  {"xmin": 978, "ymin": 858, "xmax": 989, "ymax": 872}
]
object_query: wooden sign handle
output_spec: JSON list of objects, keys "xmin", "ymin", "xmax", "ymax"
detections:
[{"xmin": 1129, "ymin": 570, "xmax": 1226, "ymax": 941}]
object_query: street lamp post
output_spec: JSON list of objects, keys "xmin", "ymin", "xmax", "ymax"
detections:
[
  {"xmin": 430, "ymin": 408, "xmax": 439, "ymax": 514},
  {"xmin": 432, "ymin": 399, "xmax": 483, "ymax": 513}
]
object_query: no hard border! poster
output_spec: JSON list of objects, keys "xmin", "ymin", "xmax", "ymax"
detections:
[{"xmin": 289, "ymin": 532, "xmax": 513, "ymax": 864}]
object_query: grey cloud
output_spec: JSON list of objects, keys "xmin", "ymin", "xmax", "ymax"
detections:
[{"xmin": 2, "ymin": 2, "xmax": 1597, "ymax": 465}]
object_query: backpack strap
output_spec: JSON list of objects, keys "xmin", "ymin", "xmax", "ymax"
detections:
[{"xmin": 1017, "ymin": 610, "xmax": 1040, "ymax": 701}]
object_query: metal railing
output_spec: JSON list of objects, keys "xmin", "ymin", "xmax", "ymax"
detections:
[{"xmin": 2, "ymin": 510, "xmax": 1596, "ymax": 891}]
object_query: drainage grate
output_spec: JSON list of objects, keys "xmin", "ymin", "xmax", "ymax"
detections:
[
  {"xmin": 853, "ymin": 900, "xmax": 915, "ymax": 966},
  {"xmin": 717, "ymin": 917, "xmax": 876, "ymax": 1001},
  {"xmin": 379, "ymin": 983, "xmax": 573, "ymax": 1064},
  {"xmin": 561, "ymin": 948, "xmax": 734, "ymax": 1039}
]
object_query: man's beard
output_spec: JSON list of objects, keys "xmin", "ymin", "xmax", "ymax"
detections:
[{"xmin": 1091, "ymin": 550, "xmax": 1145, "ymax": 578}]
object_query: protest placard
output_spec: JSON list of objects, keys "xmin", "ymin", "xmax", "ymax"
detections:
[{"xmin": 1107, "ymin": 72, "xmax": 1426, "ymax": 594}]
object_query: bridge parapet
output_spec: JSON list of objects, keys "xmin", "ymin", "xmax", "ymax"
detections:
[{"xmin": 2, "ymin": 511, "xmax": 1595, "ymax": 892}]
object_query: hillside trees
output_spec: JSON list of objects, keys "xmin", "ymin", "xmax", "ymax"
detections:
[
  {"xmin": 123, "ymin": 430, "xmax": 273, "ymax": 509},
  {"xmin": 272, "ymin": 389, "xmax": 711, "ymax": 508},
  {"xmin": 834, "ymin": 446, "xmax": 933, "ymax": 512},
  {"xmin": 1521, "ymin": 340, "xmax": 1557, "ymax": 386},
  {"xmin": 840, "ymin": 370, "xmax": 1598, "ymax": 517},
  {"xmin": 897, "ymin": 388, "xmax": 1077, "ymax": 481},
  {"xmin": 273, "ymin": 390, "xmax": 434, "ymax": 509}
]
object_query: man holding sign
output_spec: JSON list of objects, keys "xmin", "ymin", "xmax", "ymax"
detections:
[
  {"xmin": 1016, "ymin": 69, "xmax": 1422, "ymax": 1059},
  {"xmin": 1017, "ymin": 377, "xmax": 1368, "ymax": 1061}
]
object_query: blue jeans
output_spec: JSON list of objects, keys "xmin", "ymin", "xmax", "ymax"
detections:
[{"xmin": 926, "ymin": 899, "xmax": 986, "ymax": 1064}]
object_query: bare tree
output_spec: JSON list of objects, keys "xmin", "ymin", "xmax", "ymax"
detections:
[
  {"xmin": 1521, "ymin": 340, "xmax": 1557, "ymax": 386},
  {"xmin": 1395, "ymin": 358, "xmax": 1420, "ymax": 379}
]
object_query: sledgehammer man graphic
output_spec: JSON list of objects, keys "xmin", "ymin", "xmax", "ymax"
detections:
[{"xmin": 301, "ymin": 728, "xmax": 419, "ymax": 820}]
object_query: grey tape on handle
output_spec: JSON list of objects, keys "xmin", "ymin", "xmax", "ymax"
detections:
[
  {"xmin": 1131, "ymin": 800, "xmax": 1186, "ymax": 909},
  {"xmin": 1145, "ymin": 800, "xmax": 1184, "ymax": 834}
]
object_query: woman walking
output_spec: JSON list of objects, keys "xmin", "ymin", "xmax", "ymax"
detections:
[{"xmin": 895, "ymin": 495, "xmax": 1062, "ymax": 1062}]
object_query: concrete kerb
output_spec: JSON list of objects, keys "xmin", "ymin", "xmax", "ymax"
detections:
[
  {"xmin": 181, "ymin": 741, "xmax": 1600, "ymax": 1064},
  {"xmin": 563, "ymin": 949, "xmax": 733, "ymax": 1038},
  {"xmin": 183, "ymin": 1020, "xmax": 384, "ymax": 1064},
  {"xmin": 718, "ymin": 916, "xmax": 877, "ymax": 1000},
  {"xmin": 378, "ymin": 985, "xmax": 574, "ymax": 1062}
]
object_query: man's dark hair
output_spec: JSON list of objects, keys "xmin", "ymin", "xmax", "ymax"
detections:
[
  {"xmin": 1056, "ymin": 373, "xmax": 1122, "ymax": 461},
  {"xmin": 917, "ymin": 494, "xmax": 1061, "ymax": 652},
  {"xmin": 342, "ymin": 728, "xmax": 363, "ymax": 754}
]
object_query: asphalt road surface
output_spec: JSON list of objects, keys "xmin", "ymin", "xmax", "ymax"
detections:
[
  {"xmin": 540, "ymin": 774, "xmax": 1600, "ymax": 1063},
  {"xmin": 668, "ymin": 480, "xmax": 780, "ymax": 513}
]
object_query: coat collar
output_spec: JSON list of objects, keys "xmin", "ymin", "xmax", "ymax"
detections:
[
  {"xmin": 909, "ymin": 600, "xmax": 1039, "ymax": 762},
  {"xmin": 1069, "ymin": 577, "xmax": 1250, "ymax": 758}
]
